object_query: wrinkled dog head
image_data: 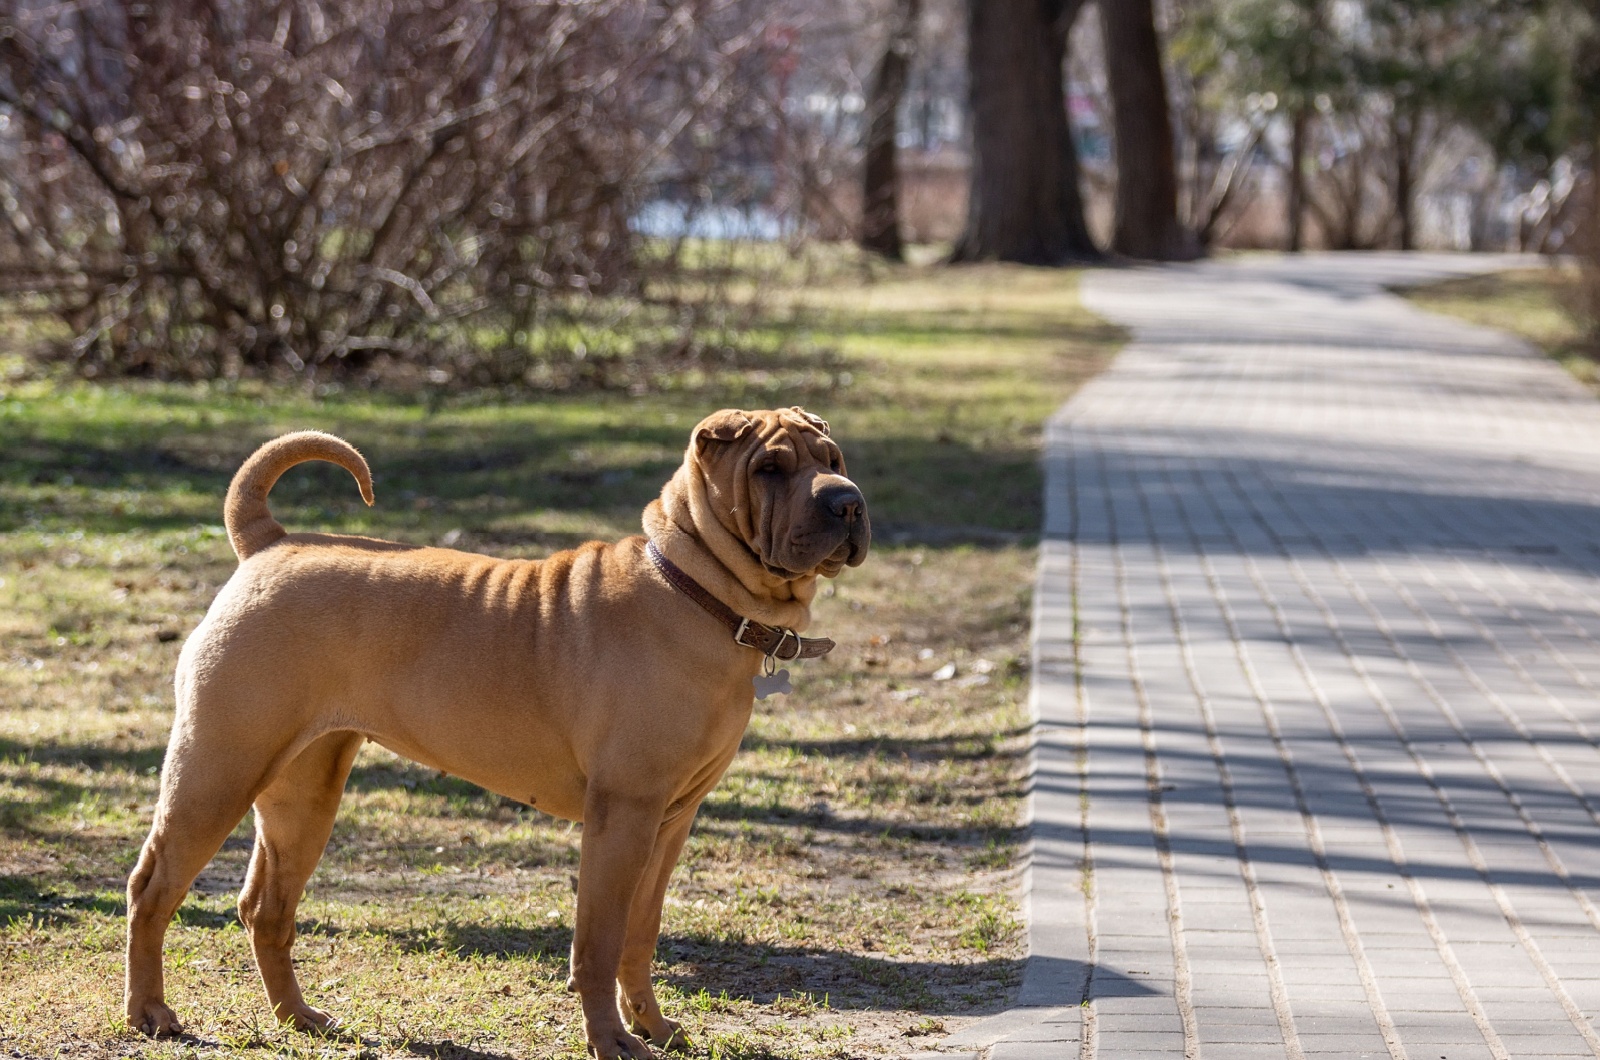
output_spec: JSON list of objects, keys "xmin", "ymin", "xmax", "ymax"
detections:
[{"xmin": 691, "ymin": 407, "xmax": 870, "ymax": 579}]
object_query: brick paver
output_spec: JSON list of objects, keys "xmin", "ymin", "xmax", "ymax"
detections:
[{"xmin": 952, "ymin": 253, "xmax": 1600, "ymax": 1060}]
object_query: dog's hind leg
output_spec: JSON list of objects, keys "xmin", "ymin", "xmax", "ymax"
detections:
[
  {"xmin": 237, "ymin": 730, "xmax": 364, "ymax": 1032},
  {"xmin": 617, "ymin": 807, "xmax": 698, "ymax": 1052},
  {"xmin": 125, "ymin": 731, "xmax": 264, "ymax": 1036}
]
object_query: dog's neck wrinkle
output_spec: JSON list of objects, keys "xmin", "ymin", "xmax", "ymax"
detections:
[
  {"xmin": 643, "ymin": 483, "xmax": 815, "ymax": 632},
  {"xmin": 716, "ymin": 459, "xmax": 757, "ymax": 546}
]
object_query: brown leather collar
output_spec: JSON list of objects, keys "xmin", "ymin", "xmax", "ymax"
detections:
[{"xmin": 646, "ymin": 540, "xmax": 834, "ymax": 661}]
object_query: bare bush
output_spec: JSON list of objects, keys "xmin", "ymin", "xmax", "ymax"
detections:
[
  {"xmin": 0, "ymin": 0, "xmax": 806, "ymax": 383},
  {"xmin": 1304, "ymin": 104, "xmax": 1396, "ymax": 251}
]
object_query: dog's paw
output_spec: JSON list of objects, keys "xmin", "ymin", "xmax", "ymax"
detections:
[
  {"xmin": 128, "ymin": 999, "xmax": 183, "ymax": 1037},
  {"xmin": 638, "ymin": 1018, "xmax": 690, "ymax": 1053},
  {"xmin": 623, "ymin": 1000, "xmax": 689, "ymax": 1053},
  {"xmin": 586, "ymin": 1028, "xmax": 655, "ymax": 1059},
  {"xmin": 278, "ymin": 1002, "xmax": 338, "ymax": 1033}
]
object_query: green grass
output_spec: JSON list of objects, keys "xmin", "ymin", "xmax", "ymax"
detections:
[
  {"xmin": 1400, "ymin": 264, "xmax": 1600, "ymax": 386},
  {"xmin": 0, "ymin": 261, "xmax": 1122, "ymax": 1058}
]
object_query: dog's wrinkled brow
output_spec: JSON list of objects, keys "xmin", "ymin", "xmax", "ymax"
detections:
[
  {"xmin": 799, "ymin": 431, "xmax": 838, "ymax": 462},
  {"xmin": 753, "ymin": 440, "xmax": 794, "ymax": 461}
]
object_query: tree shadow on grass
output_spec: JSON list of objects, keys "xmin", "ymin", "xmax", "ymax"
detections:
[
  {"xmin": 0, "ymin": 734, "xmax": 165, "ymax": 775},
  {"xmin": 0, "ymin": 434, "xmax": 671, "ymax": 537},
  {"xmin": 0, "ymin": 730, "xmax": 1016, "ymax": 881},
  {"xmin": 0, "ymin": 413, "xmax": 1055, "ymax": 546},
  {"xmin": 0, "ymin": 873, "xmax": 251, "ymax": 931},
  {"xmin": 691, "ymin": 796, "xmax": 1018, "ymax": 846},
  {"xmin": 404, "ymin": 1042, "xmax": 522, "ymax": 1060},
  {"xmin": 0, "ymin": 736, "xmax": 164, "ymax": 841},
  {"xmin": 382, "ymin": 918, "xmax": 1025, "ymax": 1016},
  {"xmin": 131, "ymin": 1021, "xmax": 513, "ymax": 1060},
  {"xmin": 740, "ymin": 726, "xmax": 1033, "ymax": 765},
  {"xmin": 0, "ymin": 873, "xmax": 127, "ymax": 925}
]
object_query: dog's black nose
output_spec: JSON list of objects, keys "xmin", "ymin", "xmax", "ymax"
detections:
[{"xmin": 821, "ymin": 484, "xmax": 864, "ymax": 522}]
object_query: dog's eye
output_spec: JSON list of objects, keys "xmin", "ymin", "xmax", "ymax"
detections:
[{"xmin": 756, "ymin": 459, "xmax": 783, "ymax": 475}]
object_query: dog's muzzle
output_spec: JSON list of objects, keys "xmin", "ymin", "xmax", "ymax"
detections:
[{"xmin": 816, "ymin": 483, "xmax": 869, "ymax": 568}]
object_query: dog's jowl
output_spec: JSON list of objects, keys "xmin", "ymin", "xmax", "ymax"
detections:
[{"xmin": 123, "ymin": 407, "xmax": 869, "ymax": 1060}]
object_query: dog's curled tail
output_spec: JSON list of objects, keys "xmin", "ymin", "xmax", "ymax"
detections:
[{"xmin": 224, "ymin": 431, "xmax": 375, "ymax": 561}]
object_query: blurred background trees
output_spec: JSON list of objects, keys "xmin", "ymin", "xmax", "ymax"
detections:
[
  {"xmin": 858, "ymin": 0, "xmax": 920, "ymax": 260},
  {"xmin": 0, "ymin": 0, "xmax": 1595, "ymax": 379},
  {"xmin": 1101, "ymin": 0, "xmax": 1190, "ymax": 259},
  {"xmin": 949, "ymin": 0, "xmax": 1099, "ymax": 263},
  {"xmin": 0, "ymin": 0, "xmax": 812, "ymax": 382}
]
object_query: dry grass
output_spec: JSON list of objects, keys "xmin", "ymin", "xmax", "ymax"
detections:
[
  {"xmin": 0, "ymin": 262, "xmax": 1122, "ymax": 1059},
  {"xmin": 1400, "ymin": 264, "xmax": 1600, "ymax": 387}
]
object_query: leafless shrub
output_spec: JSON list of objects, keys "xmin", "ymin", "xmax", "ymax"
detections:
[
  {"xmin": 1303, "ymin": 106, "xmax": 1393, "ymax": 250},
  {"xmin": 0, "ymin": 0, "xmax": 823, "ymax": 385}
]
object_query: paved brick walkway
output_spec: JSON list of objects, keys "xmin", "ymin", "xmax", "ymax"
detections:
[{"xmin": 947, "ymin": 253, "xmax": 1600, "ymax": 1060}]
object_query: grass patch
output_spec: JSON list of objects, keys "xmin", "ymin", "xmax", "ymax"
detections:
[
  {"xmin": 0, "ymin": 260, "xmax": 1121, "ymax": 1058},
  {"xmin": 1400, "ymin": 264, "xmax": 1600, "ymax": 387}
]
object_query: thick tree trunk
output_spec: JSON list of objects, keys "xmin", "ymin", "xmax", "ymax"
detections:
[
  {"xmin": 950, "ymin": 0, "xmax": 1098, "ymax": 264},
  {"xmin": 859, "ymin": 0, "xmax": 921, "ymax": 260},
  {"xmin": 1392, "ymin": 108, "xmax": 1416, "ymax": 251},
  {"xmin": 1287, "ymin": 107, "xmax": 1309, "ymax": 252},
  {"xmin": 1100, "ymin": 0, "xmax": 1191, "ymax": 259}
]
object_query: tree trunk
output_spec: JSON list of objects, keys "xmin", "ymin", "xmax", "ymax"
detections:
[
  {"xmin": 1100, "ymin": 0, "xmax": 1191, "ymax": 259},
  {"xmin": 1394, "ymin": 154, "xmax": 1414, "ymax": 251},
  {"xmin": 950, "ymin": 0, "xmax": 1098, "ymax": 264},
  {"xmin": 1594, "ymin": 135, "xmax": 1600, "ymax": 241},
  {"xmin": 1287, "ymin": 107, "xmax": 1309, "ymax": 252},
  {"xmin": 1588, "ymin": 134, "xmax": 1600, "ymax": 341},
  {"xmin": 859, "ymin": 0, "xmax": 921, "ymax": 260},
  {"xmin": 1392, "ymin": 108, "xmax": 1416, "ymax": 251},
  {"xmin": 1593, "ymin": 133, "xmax": 1600, "ymax": 260}
]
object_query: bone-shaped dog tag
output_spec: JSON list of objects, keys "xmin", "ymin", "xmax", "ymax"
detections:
[{"xmin": 753, "ymin": 668, "xmax": 792, "ymax": 699}]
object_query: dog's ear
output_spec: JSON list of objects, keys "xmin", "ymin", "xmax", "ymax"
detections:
[
  {"xmin": 693, "ymin": 409, "xmax": 755, "ymax": 455},
  {"xmin": 788, "ymin": 407, "xmax": 830, "ymax": 436}
]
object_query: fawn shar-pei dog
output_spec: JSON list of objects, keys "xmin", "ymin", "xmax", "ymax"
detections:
[{"xmin": 124, "ymin": 407, "xmax": 870, "ymax": 1058}]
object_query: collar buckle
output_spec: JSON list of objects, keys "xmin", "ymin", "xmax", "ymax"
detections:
[{"xmin": 649, "ymin": 538, "xmax": 834, "ymax": 660}]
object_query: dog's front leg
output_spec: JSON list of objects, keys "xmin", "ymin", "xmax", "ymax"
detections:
[
  {"xmin": 572, "ymin": 787, "xmax": 668, "ymax": 1060},
  {"xmin": 617, "ymin": 806, "xmax": 699, "ymax": 1051}
]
